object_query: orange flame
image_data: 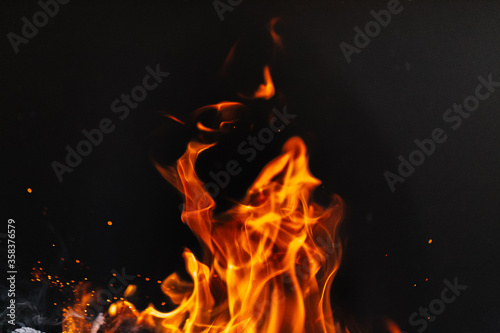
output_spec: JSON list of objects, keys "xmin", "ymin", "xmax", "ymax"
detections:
[
  {"xmin": 253, "ymin": 66, "xmax": 275, "ymax": 100},
  {"xmin": 239, "ymin": 66, "xmax": 275, "ymax": 100},
  {"xmin": 222, "ymin": 18, "xmax": 279, "ymax": 101},
  {"xmin": 153, "ymin": 136, "xmax": 344, "ymax": 332},
  {"xmin": 64, "ymin": 137, "xmax": 346, "ymax": 332},
  {"xmin": 194, "ymin": 102, "xmax": 243, "ymax": 133},
  {"xmin": 62, "ymin": 16, "xmax": 403, "ymax": 331},
  {"xmin": 384, "ymin": 317, "xmax": 403, "ymax": 333},
  {"xmin": 269, "ymin": 18, "xmax": 283, "ymax": 50}
]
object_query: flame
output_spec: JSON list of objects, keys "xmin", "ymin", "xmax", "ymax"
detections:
[
  {"xmin": 221, "ymin": 41, "xmax": 239, "ymax": 76},
  {"xmin": 64, "ymin": 137, "xmax": 346, "ymax": 332},
  {"xmin": 269, "ymin": 18, "xmax": 283, "ymax": 50},
  {"xmin": 166, "ymin": 114, "xmax": 186, "ymax": 125},
  {"xmin": 253, "ymin": 66, "xmax": 275, "ymax": 100},
  {"xmin": 384, "ymin": 317, "xmax": 403, "ymax": 333},
  {"xmin": 62, "ymin": 286, "xmax": 94, "ymax": 333},
  {"xmin": 238, "ymin": 66, "xmax": 275, "ymax": 100},
  {"xmin": 194, "ymin": 102, "xmax": 244, "ymax": 133},
  {"xmin": 62, "ymin": 16, "xmax": 403, "ymax": 331},
  {"xmin": 151, "ymin": 136, "xmax": 344, "ymax": 332},
  {"xmin": 221, "ymin": 17, "xmax": 279, "ymax": 101}
]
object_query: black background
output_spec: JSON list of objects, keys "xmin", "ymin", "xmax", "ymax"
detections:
[{"xmin": 1, "ymin": 0, "xmax": 500, "ymax": 332}]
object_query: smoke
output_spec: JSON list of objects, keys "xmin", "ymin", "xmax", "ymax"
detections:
[{"xmin": 0, "ymin": 298, "xmax": 61, "ymax": 333}]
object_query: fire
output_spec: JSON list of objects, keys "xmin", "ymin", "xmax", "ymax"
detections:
[
  {"xmin": 63, "ymin": 136, "xmax": 347, "ymax": 332},
  {"xmin": 194, "ymin": 102, "xmax": 245, "ymax": 134},
  {"xmin": 269, "ymin": 18, "xmax": 283, "ymax": 51},
  {"xmin": 151, "ymin": 136, "xmax": 344, "ymax": 332},
  {"xmin": 238, "ymin": 66, "xmax": 275, "ymax": 100},
  {"xmin": 251, "ymin": 66, "xmax": 275, "ymax": 100},
  {"xmin": 61, "ymin": 17, "xmax": 403, "ymax": 333},
  {"xmin": 383, "ymin": 318, "xmax": 403, "ymax": 333}
]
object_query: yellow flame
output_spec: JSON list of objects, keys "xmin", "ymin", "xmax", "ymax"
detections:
[
  {"xmin": 150, "ymin": 137, "xmax": 342, "ymax": 332},
  {"xmin": 239, "ymin": 66, "xmax": 275, "ymax": 100},
  {"xmin": 64, "ymin": 137, "xmax": 351, "ymax": 332}
]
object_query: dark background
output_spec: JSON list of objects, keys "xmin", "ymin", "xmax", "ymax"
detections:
[{"xmin": 1, "ymin": 0, "xmax": 500, "ymax": 332}]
